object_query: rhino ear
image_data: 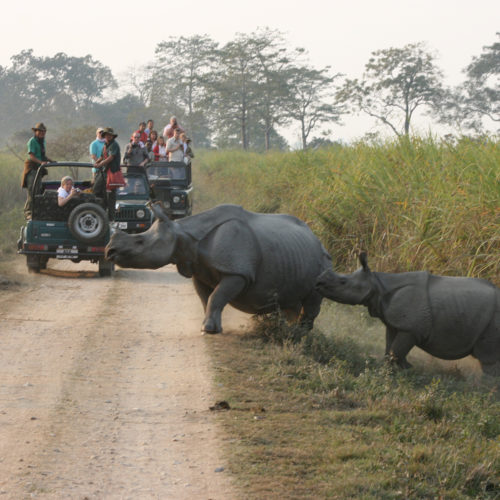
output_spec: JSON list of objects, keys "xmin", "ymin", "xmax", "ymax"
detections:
[
  {"xmin": 149, "ymin": 201, "xmax": 172, "ymax": 224},
  {"xmin": 359, "ymin": 252, "xmax": 370, "ymax": 271}
]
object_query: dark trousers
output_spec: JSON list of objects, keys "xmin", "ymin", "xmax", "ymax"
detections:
[
  {"xmin": 23, "ymin": 169, "xmax": 42, "ymax": 219},
  {"xmin": 92, "ymin": 169, "xmax": 116, "ymax": 221}
]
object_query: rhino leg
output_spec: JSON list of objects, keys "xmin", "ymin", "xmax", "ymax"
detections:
[
  {"xmin": 298, "ymin": 291, "xmax": 323, "ymax": 330},
  {"xmin": 192, "ymin": 276, "xmax": 213, "ymax": 313},
  {"xmin": 385, "ymin": 327, "xmax": 397, "ymax": 356},
  {"xmin": 388, "ymin": 330, "xmax": 416, "ymax": 369},
  {"xmin": 202, "ymin": 275, "xmax": 247, "ymax": 334},
  {"xmin": 473, "ymin": 328, "xmax": 500, "ymax": 376}
]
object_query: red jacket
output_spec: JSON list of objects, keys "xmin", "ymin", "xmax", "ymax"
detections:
[{"xmin": 153, "ymin": 143, "xmax": 168, "ymax": 161}]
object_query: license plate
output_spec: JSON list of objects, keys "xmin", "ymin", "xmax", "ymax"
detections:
[
  {"xmin": 56, "ymin": 246, "xmax": 78, "ymax": 259},
  {"xmin": 118, "ymin": 222, "xmax": 128, "ymax": 229}
]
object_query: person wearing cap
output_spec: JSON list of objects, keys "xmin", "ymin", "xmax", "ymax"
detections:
[
  {"xmin": 94, "ymin": 127, "xmax": 121, "ymax": 220},
  {"xmin": 22, "ymin": 122, "xmax": 53, "ymax": 219},
  {"xmin": 89, "ymin": 127, "xmax": 106, "ymax": 180},
  {"xmin": 180, "ymin": 132, "xmax": 194, "ymax": 165}
]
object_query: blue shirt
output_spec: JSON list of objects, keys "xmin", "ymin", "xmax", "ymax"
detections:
[{"xmin": 90, "ymin": 139, "xmax": 106, "ymax": 173}]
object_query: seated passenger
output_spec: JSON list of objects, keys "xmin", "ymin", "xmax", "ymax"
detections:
[
  {"xmin": 153, "ymin": 136, "xmax": 168, "ymax": 161},
  {"xmin": 57, "ymin": 176, "xmax": 81, "ymax": 207}
]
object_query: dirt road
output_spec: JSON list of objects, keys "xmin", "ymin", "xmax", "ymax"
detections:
[{"xmin": 0, "ymin": 259, "xmax": 244, "ymax": 499}]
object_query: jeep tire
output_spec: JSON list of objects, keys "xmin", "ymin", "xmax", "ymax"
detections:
[
  {"xmin": 26, "ymin": 255, "xmax": 42, "ymax": 273},
  {"xmin": 68, "ymin": 203, "xmax": 108, "ymax": 244}
]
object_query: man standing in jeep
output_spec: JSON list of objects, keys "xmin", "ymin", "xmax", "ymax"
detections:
[
  {"xmin": 94, "ymin": 127, "xmax": 121, "ymax": 220},
  {"xmin": 21, "ymin": 122, "xmax": 53, "ymax": 219}
]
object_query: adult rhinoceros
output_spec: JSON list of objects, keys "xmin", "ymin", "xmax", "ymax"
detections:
[
  {"xmin": 106, "ymin": 204, "xmax": 332, "ymax": 333},
  {"xmin": 315, "ymin": 253, "xmax": 500, "ymax": 376}
]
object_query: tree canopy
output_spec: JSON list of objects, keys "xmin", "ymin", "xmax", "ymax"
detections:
[
  {"xmin": 1, "ymin": 31, "xmax": 498, "ymax": 151},
  {"xmin": 338, "ymin": 43, "xmax": 444, "ymax": 137}
]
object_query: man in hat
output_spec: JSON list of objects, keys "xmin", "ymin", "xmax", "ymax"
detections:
[
  {"xmin": 94, "ymin": 127, "xmax": 121, "ymax": 220},
  {"xmin": 22, "ymin": 122, "xmax": 53, "ymax": 219}
]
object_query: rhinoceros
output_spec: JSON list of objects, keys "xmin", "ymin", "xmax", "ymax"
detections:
[
  {"xmin": 105, "ymin": 203, "xmax": 332, "ymax": 333},
  {"xmin": 315, "ymin": 253, "xmax": 500, "ymax": 375}
]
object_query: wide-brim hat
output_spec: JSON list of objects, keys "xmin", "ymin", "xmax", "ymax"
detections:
[
  {"xmin": 32, "ymin": 122, "xmax": 47, "ymax": 132},
  {"xmin": 101, "ymin": 127, "xmax": 118, "ymax": 138}
]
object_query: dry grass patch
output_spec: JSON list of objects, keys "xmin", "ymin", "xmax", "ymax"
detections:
[{"xmin": 207, "ymin": 314, "xmax": 500, "ymax": 499}]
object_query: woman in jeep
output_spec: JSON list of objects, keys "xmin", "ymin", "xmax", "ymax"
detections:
[{"xmin": 57, "ymin": 176, "xmax": 81, "ymax": 207}]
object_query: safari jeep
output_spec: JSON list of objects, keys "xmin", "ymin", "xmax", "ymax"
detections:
[
  {"xmin": 17, "ymin": 162, "xmax": 114, "ymax": 276},
  {"xmin": 112, "ymin": 167, "xmax": 154, "ymax": 234},
  {"xmin": 147, "ymin": 161, "xmax": 193, "ymax": 219}
]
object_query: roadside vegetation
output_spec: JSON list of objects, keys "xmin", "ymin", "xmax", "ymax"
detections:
[
  {"xmin": 0, "ymin": 152, "xmax": 26, "ymax": 257},
  {"xmin": 194, "ymin": 136, "xmax": 500, "ymax": 499}
]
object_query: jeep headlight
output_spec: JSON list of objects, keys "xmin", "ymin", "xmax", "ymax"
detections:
[
  {"xmin": 173, "ymin": 195, "xmax": 181, "ymax": 204},
  {"xmin": 136, "ymin": 209, "xmax": 145, "ymax": 219}
]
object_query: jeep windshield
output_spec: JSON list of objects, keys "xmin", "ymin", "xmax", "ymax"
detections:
[
  {"xmin": 147, "ymin": 164, "xmax": 186, "ymax": 181},
  {"xmin": 116, "ymin": 175, "xmax": 149, "ymax": 197}
]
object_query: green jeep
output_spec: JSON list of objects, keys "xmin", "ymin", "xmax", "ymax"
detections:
[
  {"xmin": 17, "ymin": 162, "xmax": 114, "ymax": 276},
  {"xmin": 112, "ymin": 167, "xmax": 154, "ymax": 234}
]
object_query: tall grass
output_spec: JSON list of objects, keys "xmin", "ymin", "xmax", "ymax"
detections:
[
  {"xmin": 196, "ymin": 136, "xmax": 499, "ymax": 284},
  {"xmin": 0, "ymin": 152, "xmax": 26, "ymax": 255}
]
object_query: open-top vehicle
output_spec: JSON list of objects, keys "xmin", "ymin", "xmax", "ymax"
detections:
[
  {"xmin": 17, "ymin": 162, "xmax": 114, "ymax": 276},
  {"xmin": 147, "ymin": 161, "xmax": 193, "ymax": 219},
  {"xmin": 113, "ymin": 167, "xmax": 154, "ymax": 234}
]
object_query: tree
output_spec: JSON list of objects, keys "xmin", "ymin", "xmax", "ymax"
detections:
[
  {"xmin": 439, "ymin": 33, "xmax": 499, "ymax": 133},
  {"xmin": 208, "ymin": 34, "xmax": 261, "ymax": 150},
  {"xmin": 8, "ymin": 50, "xmax": 116, "ymax": 112},
  {"xmin": 0, "ymin": 50, "xmax": 116, "ymax": 141},
  {"xmin": 150, "ymin": 35, "xmax": 218, "ymax": 147},
  {"xmin": 248, "ymin": 28, "xmax": 299, "ymax": 150},
  {"xmin": 338, "ymin": 42, "xmax": 444, "ymax": 137},
  {"xmin": 284, "ymin": 65, "xmax": 343, "ymax": 149}
]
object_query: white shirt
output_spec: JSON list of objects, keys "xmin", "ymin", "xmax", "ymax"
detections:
[
  {"xmin": 166, "ymin": 137, "xmax": 184, "ymax": 162},
  {"xmin": 57, "ymin": 186, "xmax": 70, "ymax": 199}
]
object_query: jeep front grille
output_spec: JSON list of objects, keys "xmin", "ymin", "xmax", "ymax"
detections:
[{"xmin": 115, "ymin": 208, "xmax": 150, "ymax": 221}]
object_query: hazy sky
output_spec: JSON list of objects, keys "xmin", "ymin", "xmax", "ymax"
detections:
[{"xmin": 1, "ymin": 0, "xmax": 498, "ymax": 142}]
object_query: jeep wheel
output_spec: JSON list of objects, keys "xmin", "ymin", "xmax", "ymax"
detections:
[
  {"xmin": 68, "ymin": 203, "xmax": 109, "ymax": 244},
  {"xmin": 98, "ymin": 258, "xmax": 114, "ymax": 277},
  {"xmin": 26, "ymin": 255, "xmax": 41, "ymax": 273}
]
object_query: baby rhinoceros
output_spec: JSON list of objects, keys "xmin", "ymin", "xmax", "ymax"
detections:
[{"xmin": 315, "ymin": 253, "xmax": 500, "ymax": 376}]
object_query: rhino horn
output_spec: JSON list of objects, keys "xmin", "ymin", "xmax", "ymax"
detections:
[
  {"xmin": 148, "ymin": 201, "xmax": 172, "ymax": 223},
  {"xmin": 359, "ymin": 252, "xmax": 370, "ymax": 271}
]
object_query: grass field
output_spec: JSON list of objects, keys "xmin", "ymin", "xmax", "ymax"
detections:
[{"xmin": 194, "ymin": 137, "xmax": 499, "ymax": 499}]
